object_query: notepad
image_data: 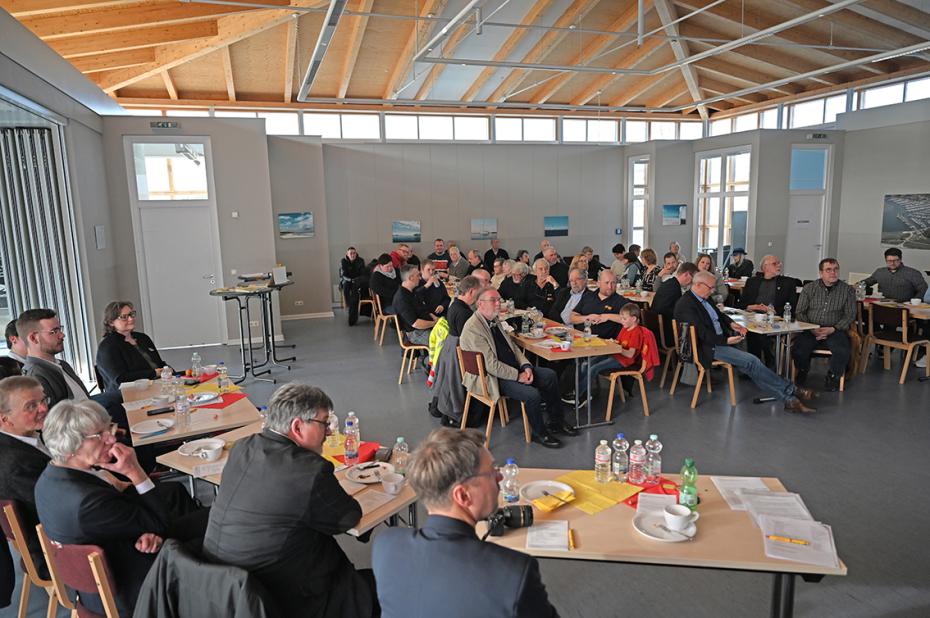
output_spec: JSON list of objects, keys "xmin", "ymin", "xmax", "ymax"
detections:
[
  {"xmin": 635, "ymin": 493, "xmax": 677, "ymax": 514},
  {"xmin": 711, "ymin": 476, "xmax": 771, "ymax": 511},
  {"xmin": 760, "ymin": 515, "xmax": 839, "ymax": 569},
  {"xmin": 741, "ymin": 490, "xmax": 813, "ymax": 527},
  {"xmin": 192, "ymin": 460, "xmax": 227, "ymax": 478},
  {"xmin": 526, "ymin": 520, "xmax": 569, "ymax": 551}
]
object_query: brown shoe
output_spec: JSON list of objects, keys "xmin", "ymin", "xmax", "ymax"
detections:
[
  {"xmin": 784, "ymin": 398, "xmax": 816, "ymax": 414},
  {"xmin": 795, "ymin": 387, "xmax": 818, "ymax": 401}
]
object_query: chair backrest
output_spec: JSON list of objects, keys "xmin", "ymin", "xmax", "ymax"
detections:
[
  {"xmin": 372, "ymin": 291, "xmax": 384, "ymax": 317},
  {"xmin": 1, "ymin": 501, "xmax": 50, "ymax": 588},
  {"xmin": 847, "ymin": 272, "xmax": 871, "ymax": 285},
  {"xmin": 36, "ymin": 524, "xmax": 118, "ymax": 618},
  {"xmin": 456, "ymin": 348, "xmax": 491, "ymax": 399},
  {"xmin": 689, "ymin": 326, "xmax": 705, "ymax": 370},
  {"xmin": 641, "ymin": 308, "xmax": 667, "ymax": 350},
  {"xmin": 868, "ymin": 303, "xmax": 908, "ymax": 342}
]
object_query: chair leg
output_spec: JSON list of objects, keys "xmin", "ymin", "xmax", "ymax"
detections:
[
  {"xmin": 727, "ymin": 367, "xmax": 737, "ymax": 406},
  {"xmin": 18, "ymin": 577, "xmax": 31, "ymax": 618},
  {"xmin": 883, "ymin": 345, "xmax": 891, "ymax": 370},
  {"xmin": 484, "ymin": 401, "xmax": 497, "ymax": 446},
  {"xmin": 637, "ymin": 376, "xmax": 650, "ymax": 417},
  {"xmin": 669, "ymin": 362, "xmax": 683, "ymax": 395},
  {"xmin": 374, "ymin": 317, "xmax": 382, "ymax": 341},
  {"xmin": 706, "ymin": 374, "xmax": 713, "ymax": 393},
  {"xmin": 499, "ymin": 398, "xmax": 509, "ymax": 426},
  {"xmin": 925, "ymin": 343, "xmax": 930, "ymax": 378},
  {"xmin": 659, "ymin": 351, "xmax": 675, "ymax": 388},
  {"xmin": 606, "ymin": 375, "xmax": 618, "ymax": 421},
  {"xmin": 461, "ymin": 394, "xmax": 472, "ymax": 430},
  {"xmin": 900, "ymin": 345, "xmax": 915, "ymax": 384},
  {"xmin": 379, "ymin": 320, "xmax": 387, "ymax": 346},
  {"xmin": 520, "ymin": 402, "xmax": 531, "ymax": 443},
  {"xmin": 45, "ymin": 589, "xmax": 58, "ymax": 618},
  {"xmin": 398, "ymin": 350, "xmax": 408, "ymax": 384},
  {"xmin": 690, "ymin": 369, "xmax": 705, "ymax": 408}
]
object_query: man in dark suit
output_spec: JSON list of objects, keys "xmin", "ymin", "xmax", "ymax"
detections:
[
  {"xmin": 547, "ymin": 267, "xmax": 590, "ymax": 325},
  {"xmin": 543, "ymin": 247, "xmax": 569, "ymax": 287},
  {"xmin": 4, "ymin": 319, "xmax": 26, "ymax": 367},
  {"xmin": 0, "ymin": 376, "xmax": 51, "ymax": 574},
  {"xmin": 373, "ymin": 428, "xmax": 559, "ymax": 618},
  {"xmin": 738, "ymin": 255, "xmax": 801, "ymax": 365},
  {"xmin": 203, "ymin": 384, "xmax": 376, "ymax": 618},
  {"xmin": 652, "ymin": 262, "xmax": 698, "ymax": 344},
  {"xmin": 725, "ymin": 248, "xmax": 754, "ymax": 279},
  {"xmin": 483, "ymin": 238, "xmax": 509, "ymax": 272},
  {"xmin": 674, "ymin": 272, "xmax": 816, "ymax": 414}
]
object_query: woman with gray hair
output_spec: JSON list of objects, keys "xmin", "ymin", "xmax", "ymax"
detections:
[
  {"xmin": 498, "ymin": 261, "xmax": 530, "ymax": 309},
  {"xmin": 35, "ymin": 400, "xmax": 205, "ymax": 616}
]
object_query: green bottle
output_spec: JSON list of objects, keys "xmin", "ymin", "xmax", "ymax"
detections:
[{"xmin": 679, "ymin": 457, "xmax": 698, "ymax": 511}]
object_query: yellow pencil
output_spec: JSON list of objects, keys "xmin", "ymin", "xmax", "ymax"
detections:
[
  {"xmin": 568, "ymin": 529, "xmax": 576, "ymax": 550},
  {"xmin": 766, "ymin": 534, "xmax": 809, "ymax": 545}
]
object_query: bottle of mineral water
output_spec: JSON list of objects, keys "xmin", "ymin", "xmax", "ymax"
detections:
[
  {"xmin": 190, "ymin": 352, "xmax": 202, "ymax": 378},
  {"xmin": 644, "ymin": 434, "xmax": 663, "ymax": 485},
  {"xmin": 344, "ymin": 414, "xmax": 360, "ymax": 466},
  {"xmin": 327, "ymin": 411, "xmax": 339, "ymax": 447},
  {"xmin": 501, "ymin": 459, "xmax": 520, "ymax": 503},
  {"xmin": 393, "ymin": 437, "xmax": 409, "ymax": 475},
  {"xmin": 174, "ymin": 396, "xmax": 190, "ymax": 430},
  {"xmin": 160, "ymin": 365, "xmax": 172, "ymax": 395},
  {"xmin": 611, "ymin": 433, "xmax": 630, "ymax": 482},
  {"xmin": 216, "ymin": 362, "xmax": 229, "ymax": 391},
  {"xmin": 628, "ymin": 440, "xmax": 647, "ymax": 484},
  {"xmin": 679, "ymin": 457, "xmax": 699, "ymax": 511},
  {"xmin": 594, "ymin": 440, "xmax": 611, "ymax": 483},
  {"xmin": 783, "ymin": 302, "xmax": 792, "ymax": 324},
  {"xmin": 583, "ymin": 319, "xmax": 593, "ymax": 342}
]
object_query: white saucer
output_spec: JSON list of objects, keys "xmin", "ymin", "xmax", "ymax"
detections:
[
  {"xmin": 345, "ymin": 462, "xmax": 395, "ymax": 484},
  {"xmin": 178, "ymin": 438, "xmax": 225, "ymax": 457},
  {"xmin": 523, "ymin": 332, "xmax": 546, "ymax": 339},
  {"xmin": 519, "ymin": 480, "xmax": 575, "ymax": 503},
  {"xmin": 632, "ymin": 511, "xmax": 696, "ymax": 542},
  {"xmin": 130, "ymin": 419, "xmax": 175, "ymax": 435}
]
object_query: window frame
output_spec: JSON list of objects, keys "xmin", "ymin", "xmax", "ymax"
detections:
[
  {"xmin": 693, "ymin": 145, "xmax": 754, "ymax": 265},
  {"xmin": 628, "ymin": 155, "xmax": 650, "ymax": 248}
]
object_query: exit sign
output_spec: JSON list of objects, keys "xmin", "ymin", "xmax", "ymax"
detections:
[{"xmin": 150, "ymin": 121, "xmax": 179, "ymax": 129}]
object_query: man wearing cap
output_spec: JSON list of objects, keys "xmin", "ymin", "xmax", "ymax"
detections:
[{"xmin": 725, "ymin": 249, "xmax": 754, "ymax": 279}]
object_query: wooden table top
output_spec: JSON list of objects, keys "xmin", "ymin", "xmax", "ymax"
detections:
[
  {"xmin": 722, "ymin": 309, "xmax": 819, "ymax": 335},
  {"xmin": 480, "ymin": 467, "xmax": 846, "ymax": 577},
  {"xmin": 511, "ymin": 321, "xmax": 626, "ymax": 362},
  {"xmin": 155, "ymin": 421, "xmax": 417, "ymax": 537},
  {"xmin": 122, "ymin": 379, "xmax": 261, "ymax": 447},
  {"xmin": 861, "ymin": 298, "xmax": 930, "ymax": 319}
]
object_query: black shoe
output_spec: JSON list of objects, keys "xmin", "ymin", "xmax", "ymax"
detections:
[
  {"xmin": 532, "ymin": 433, "xmax": 562, "ymax": 448},
  {"xmin": 795, "ymin": 369, "xmax": 809, "ymax": 386},
  {"xmin": 440, "ymin": 415, "xmax": 458, "ymax": 427},
  {"xmin": 560, "ymin": 392, "xmax": 576, "ymax": 405},
  {"xmin": 824, "ymin": 372, "xmax": 840, "ymax": 392},
  {"xmin": 428, "ymin": 398, "xmax": 442, "ymax": 418},
  {"xmin": 548, "ymin": 422, "xmax": 579, "ymax": 437}
]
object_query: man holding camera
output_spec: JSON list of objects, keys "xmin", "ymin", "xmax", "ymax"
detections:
[{"xmin": 372, "ymin": 428, "xmax": 558, "ymax": 617}]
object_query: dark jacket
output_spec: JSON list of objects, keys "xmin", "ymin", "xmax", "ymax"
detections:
[
  {"xmin": 674, "ymin": 290, "xmax": 735, "ymax": 370},
  {"xmin": 446, "ymin": 298, "xmax": 473, "ymax": 338},
  {"xmin": 522, "ymin": 277, "xmax": 557, "ymax": 315},
  {"xmin": 546, "ymin": 288, "xmax": 591, "ymax": 325},
  {"xmin": 133, "ymin": 539, "xmax": 280, "ymax": 618},
  {"xmin": 22, "ymin": 355, "xmax": 88, "ymax": 407},
  {"xmin": 483, "ymin": 248, "xmax": 509, "ymax": 272},
  {"xmin": 725, "ymin": 259, "xmax": 754, "ymax": 279},
  {"xmin": 370, "ymin": 270, "xmax": 400, "ymax": 312},
  {"xmin": 96, "ymin": 331, "xmax": 167, "ymax": 393},
  {"xmin": 416, "ymin": 281, "xmax": 450, "ymax": 315},
  {"xmin": 35, "ymin": 464, "xmax": 169, "ymax": 615},
  {"xmin": 373, "ymin": 515, "xmax": 558, "ymax": 618},
  {"xmin": 498, "ymin": 277, "xmax": 529, "ymax": 309},
  {"xmin": 652, "ymin": 277, "xmax": 684, "ymax": 341},
  {"xmin": 339, "ymin": 256, "xmax": 366, "ymax": 285},
  {"xmin": 739, "ymin": 274, "xmax": 800, "ymax": 312},
  {"xmin": 548, "ymin": 261, "xmax": 569, "ymax": 287},
  {"xmin": 202, "ymin": 430, "xmax": 372, "ymax": 618},
  {"xmin": 0, "ymin": 433, "xmax": 50, "ymax": 568}
]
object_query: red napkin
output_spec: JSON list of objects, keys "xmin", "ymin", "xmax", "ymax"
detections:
[
  {"xmin": 198, "ymin": 372, "xmax": 219, "ymax": 383},
  {"xmin": 333, "ymin": 442, "xmax": 380, "ymax": 465},
  {"xmin": 623, "ymin": 476, "xmax": 679, "ymax": 509},
  {"xmin": 196, "ymin": 392, "xmax": 248, "ymax": 410}
]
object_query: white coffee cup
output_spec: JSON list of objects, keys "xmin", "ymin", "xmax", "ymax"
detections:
[
  {"xmin": 198, "ymin": 445, "xmax": 224, "ymax": 462},
  {"xmin": 910, "ymin": 298, "xmax": 921, "ymax": 306},
  {"xmin": 381, "ymin": 472, "xmax": 405, "ymax": 495},
  {"xmin": 134, "ymin": 378, "xmax": 151, "ymax": 390},
  {"xmin": 559, "ymin": 340, "xmax": 572, "ymax": 351},
  {"xmin": 664, "ymin": 504, "xmax": 699, "ymax": 531}
]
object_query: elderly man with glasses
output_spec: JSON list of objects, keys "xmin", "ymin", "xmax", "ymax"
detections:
[
  {"xmin": 675, "ymin": 272, "xmax": 817, "ymax": 414},
  {"xmin": 373, "ymin": 428, "xmax": 558, "ymax": 618},
  {"xmin": 203, "ymin": 383, "xmax": 377, "ymax": 618}
]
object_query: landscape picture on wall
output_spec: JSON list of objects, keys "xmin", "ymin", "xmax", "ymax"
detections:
[
  {"xmin": 544, "ymin": 215, "xmax": 569, "ymax": 237},
  {"xmin": 392, "ymin": 220, "xmax": 421, "ymax": 243},
  {"xmin": 471, "ymin": 218, "xmax": 498, "ymax": 240},
  {"xmin": 662, "ymin": 204, "xmax": 687, "ymax": 226},
  {"xmin": 881, "ymin": 194, "xmax": 930, "ymax": 249},
  {"xmin": 278, "ymin": 212, "xmax": 314, "ymax": 238}
]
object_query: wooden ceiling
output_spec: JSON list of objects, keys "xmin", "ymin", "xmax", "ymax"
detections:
[{"xmin": 4, "ymin": 0, "xmax": 930, "ymax": 117}]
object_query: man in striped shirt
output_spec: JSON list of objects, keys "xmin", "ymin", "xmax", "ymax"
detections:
[
  {"xmin": 792, "ymin": 258, "xmax": 857, "ymax": 391},
  {"xmin": 862, "ymin": 247, "xmax": 927, "ymax": 303}
]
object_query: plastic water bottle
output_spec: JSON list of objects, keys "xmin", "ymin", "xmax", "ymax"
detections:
[
  {"xmin": 344, "ymin": 413, "xmax": 360, "ymax": 466},
  {"xmin": 393, "ymin": 437, "xmax": 409, "ymax": 475},
  {"xmin": 629, "ymin": 439, "xmax": 647, "ymax": 484},
  {"xmin": 583, "ymin": 319, "xmax": 593, "ymax": 341},
  {"xmin": 783, "ymin": 302, "xmax": 792, "ymax": 324},
  {"xmin": 501, "ymin": 459, "xmax": 520, "ymax": 503},
  {"xmin": 611, "ymin": 433, "xmax": 630, "ymax": 482},
  {"xmin": 679, "ymin": 457, "xmax": 699, "ymax": 511},
  {"xmin": 174, "ymin": 396, "xmax": 190, "ymax": 430},
  {"xmin": 594, "ymin": 440, "xmax": 611, "ymax": 483},
  {"xmin": 258, "ymin": 405, "xmax": 268, "ymax": 429},
  {"xmin": 160, "ymin": 366, "xmax": 172, "ymax": 395},
  {"xmin": 190, "ymin": 352, "xmax": 202, "ymax": 378},
  {"xmin": 766, "ymin": 304, "xmax": 776, "ymax": 324},
  {"xmin": 644, "ymin": 434, "xmax": 663, "ymax": 485},
  {"xmin": 216, "ymin": 362, "xmax": 229, "ymax": 391},
  {"xmin": 327, "ymin": 411, "xmax": 339, "ymax": 447}
]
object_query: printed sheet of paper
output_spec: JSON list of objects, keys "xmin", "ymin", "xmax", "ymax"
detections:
[
  {"xmin": 742, "ymin": 490, "xmax": 813, "ymax": 527},
  {"xmin": 711, "ymin": 476, "xmax": 771, "ymax": 510},
  {"xmin": 760, "ymin": 515, "xmax": 839, "ymax": 569},
  {"xmin": 526, "ymin": 520, "xmax": 569, "ymax": 551},
  {"xmin": 635, "ymin": 493, "xmax": 677, "ymax": 514},
  {"xmin": 122, "ymin": 398, "xmax": 154, "ymax": 412},
  {"xmin": 192, "ymin": 459, "xmax": 227, "ymax": 478},
  {"xmin": 355, "ymin": 490, "xmax": 394, "ymax": 514}
]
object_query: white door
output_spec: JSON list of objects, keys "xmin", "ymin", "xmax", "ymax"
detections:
[
  {"xmin": 124, "ymin": 137, "xmax": 226, "ymax": 348},
  {"xmin": 784, "ymin": 195, "xmax": 825, "ymax": 281}
]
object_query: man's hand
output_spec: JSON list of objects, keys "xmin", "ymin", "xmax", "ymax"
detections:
[
  {"xmin": 733, "ymin": 324, "xmax": 748, "ymax": 336},
  {"xmin": 134, "ymin": 533, "xmax": 163, "ymax": 554},
  {"xmin": 98, "ymin": 442, "xmax": 147, "ymax": 486},
  {"xmin": 747, "ymin": 303, "xmax": 769, "ymax": 312},
  {"xmin": 726, "ymin": 334, "xmax": 745, "ymax": 345},
  {"xmin": 517, "ymin": 368, "xmax": 534, "ymax": 384},
  {"xmin": 435, "ymin": 305, "xmax": 445, "ymax": 314},
  {"xmin": 546, "ymin": 275, "xmax": 559, "ymax": 288},
  {"xmin": 586, "ymin": 314, "xmax": 603, "ymax": 324},
  {"xmin": 813, "ymin": 326, "xmax": 835, "ymax": 340}
]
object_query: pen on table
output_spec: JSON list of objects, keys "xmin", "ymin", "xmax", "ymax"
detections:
[
  {"xmin": 766, "ymin": 534, "xmax": 809, "ymax": 545},
  {"xmin": 568, "ymin": 529, "xmax": 576, "ymax": 550}
]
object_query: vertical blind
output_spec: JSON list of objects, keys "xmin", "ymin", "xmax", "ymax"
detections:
[{"xmin": 0, "ymin": 127, "xmax": 92, "ymax": 379}]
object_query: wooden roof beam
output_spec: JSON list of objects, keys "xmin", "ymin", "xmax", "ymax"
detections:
[
  {"xmin": 336, "ymin": 0, "xmax": 375, "ymax": 99},
  {"xmin": 283, "ymin": 17, "xmax": 298, "ymax": 103},
  {"xmin": 382, "ymin": 0, "xmax": 448, "ymax": 100},
  {"xmin": 0, "ymin": 0, "xmax": 140, "ymax": 16},
  {"xmin": 50, "ymin": 21, "xmax": 219, "ymax": 58},
  {"xmin": 782, "ymin": 0, "xmax": 927, "ymax": 50},
  {"xmin": 699, "ymin": 76, "xmax": 769, "ymax": 104},
  {"xmin": 487, "ymin": 0, "xmax": 601, "ymax": 103},
  {"xmin": 654, "ymin": 0, "xmax": 707, "ymax": 119},
  {"xmin": 568, "ymin": 36, "xmax": 666, "ymax": 105},
  {"xmin": 458, "ymin": 0, "xmax": 554, "ymax": 102},
  {"xmin": 845, "ymin": 0, "xmax": 930, "ymax": 41},
  {"xmin": 70, "ymin": 48, "xmax": 155, "ymax": 73},
  {"xmin": 221, "ymin": 45, "xmax": 236, "ymax": 101},
  {"xmin": 610, "ymin": 72, "xmax": 672, "ymax": 106},
  {"xmin": 645, "ymin": 80, "xmax": 690, "ymax": 107},
  {"xmin": 160, "ymin": 69, "xmax": 178, "ymax": 100},
  {"xmin": 694, "ymin": 56, "xmax": 799, "ymax": 95}
]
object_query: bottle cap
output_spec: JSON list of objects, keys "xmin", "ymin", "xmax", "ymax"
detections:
[
  {"xmin": 396, "ymin": 437, "xmax": 404, "ymax": 443},
  {"xmin": 506, "ymin": 458, "xmax": 516, "ymax": 465},
  {"xmin": 684, "ymin": 457, "xmax": 694, "ymax": 466},
  {"xmin": 616, "ymin": 432, "xmax": 624, "ymax": 439},
  {"xmin": 649, "ymin": 434, "xmax": 658, "ymax": 440},
  {"xmin": 634, "ymin": 439, "xmax": 642, "ymax": 444},
  {"xmin": 599, "ymin": 440, "xmax": 607, "ymax": 445}
]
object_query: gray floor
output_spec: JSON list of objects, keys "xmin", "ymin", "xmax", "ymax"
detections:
[{"xmin": 6, "ymin": 312, "xmax": 930, "ymax": 617}]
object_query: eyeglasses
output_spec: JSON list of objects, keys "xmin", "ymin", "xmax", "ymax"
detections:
[
  {"xmin": 465, "ymin": 466, "xmax": 502, "ymax": 482},
  {"xmin": 83, "ymin": 427, "xmax": 113, "ymax": 442},
  {"xmin": 22, "ymin": 397, "xmax": 51, "ymax": 412},
  {"xmin": 302, "ymin": 416, "xmax": 332, "ymax": 432},
  {"xmin": 479, "ymin": 298, "xmax": 502, "ymax": 304},
  {"xmin": 116, "ymin": 311, "xmax": 137, "ymax": 321}
]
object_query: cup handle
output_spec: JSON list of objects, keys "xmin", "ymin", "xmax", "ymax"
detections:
[{"xmin": 690, "ymin": 511, "xmax": 700, "ymax": 523}]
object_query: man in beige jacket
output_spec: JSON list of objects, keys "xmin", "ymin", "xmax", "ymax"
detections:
[{"xmin": 459, "ymin": 287, "xmax": 577, "ymax": 448}]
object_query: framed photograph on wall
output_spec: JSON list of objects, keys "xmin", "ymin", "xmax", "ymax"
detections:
[
  {"xmin": 278, "ymin": 212, "xmax": 314, "ymax": 238},
  {"xmin": 543, "ymin": 215, "xmax": 569, "ymax": 237},
  {"xmin": 471, "ymin": 218, "xmax": 498, "ymax": 240},
  {"xmin": 882, "ymin": 194, "xmax": 930, "ymax": 249},
  {"xmin": 662, "ymin": 204, "xmax": 687, "ymax": 226},
  {"xmin": 392, "ymin": 220, "xmax": 421, "ymax": 243}
]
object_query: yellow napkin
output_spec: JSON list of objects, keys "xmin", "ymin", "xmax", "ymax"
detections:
[
  {"xmin": 188, "ymin": 382, "xmax": 242, "ymax": 395},
  {"xmin": 554, "ymin": 471, "xmax": 644, "ymax": 515},
  {"xmin": 322, "ymin": 433, "xmax": 346, "ymax": 466},
  {"xmin": 573, "ymin": 337, "xmax": 608, "ymax": 348},
  {"xmin": 532, "ymin": 490, "xmax": 575, "ymax": 513}
]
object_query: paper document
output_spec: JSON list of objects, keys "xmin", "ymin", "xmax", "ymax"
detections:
[
  {"xmin": 742, "ymin": 490, "xmax": 813, "ymax": 527},
  {"xmin": 122, "ymin": 398, "xmax": 154, "ymax": 412},
  {"xmin": 635, "ymin": 493, "xmax": 677, "ymax": 514},
  {"xmin": 711, "ymin": 476, "xmax": 771, "ymax": 511},
  {"xmin": 355, "ymin": 490, "xmax": 394, "ymax": 514},
  {"xmin": 192, "ymin": 459, "xmax": 227, "ymax": 478},
  {"xmin": 526, "ymin": 520, "xmax": 569, "ymax": 551},
  {"xmin": 338, "ymin": 478, "xmax": 367, "ymax": 496},
  {"xmin": 760, "ymin": 515, "xmax": 839, "ymax": 569}
]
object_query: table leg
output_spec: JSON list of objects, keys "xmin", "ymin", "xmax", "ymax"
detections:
[
  {"xmin": 227, "ymin": 296, "xmax": 248, "ymax": 383},
  {"xmin": 784, "ymin": 333, "xmax": 794, "ymax": 380},
  {"xmin": 264, "ymin": 290, "xmax": 296, "ymax": 366},
  {"xmin": 770, "ymin": 573, "xmax": 796, "ymax": 618},
  {"xmin": 243, "ymin": 295, "xmax": 274, "ymax": 383},
  {"xmin": 774, "ymin": 333, "xmax": 784, "ymax": 377},
  {"xmin": 573, "ymin": 358, "xmax": 580, "ymax": 428},
  {"xmin": 575, "ymin": 355, "xmax": 614, "ymax": 430},
  {"xmin": 408, "ymin": 503, "xmax": 418, "ymax": 528}
]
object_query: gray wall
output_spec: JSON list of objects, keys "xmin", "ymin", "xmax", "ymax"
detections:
[
  {"xmin": 322, "ymin": 142, "xmax": 626, "ymax": 284},
  {"xmin": 267, "ymin": 136, "xmax": 332, "ymax": 317},
  {"xmin": 101, "ymin": 116, "xmax": 280, "ymax": 341}
]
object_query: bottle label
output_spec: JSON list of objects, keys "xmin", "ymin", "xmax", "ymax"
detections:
[{"xmin": 595, "ymin": 453, "xmax": 610, "ymax": 465}]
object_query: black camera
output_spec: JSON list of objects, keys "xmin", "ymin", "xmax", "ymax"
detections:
[{"xmin": 486, "ymin": 505, "xmax": 534, "ymax": 537}]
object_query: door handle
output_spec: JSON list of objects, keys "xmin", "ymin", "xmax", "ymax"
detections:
[{"xmin": 202, "ymin": 274, "xmax": 215, "ymax": 279}]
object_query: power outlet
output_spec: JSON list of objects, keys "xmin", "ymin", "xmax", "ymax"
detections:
[
  {"xmin": 294, "ymin": 300, "xmax": 304, "ymax": 306},
  {"xmin": 249, "ymin": 320, "xmax": 259, "ymax": 327}
]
